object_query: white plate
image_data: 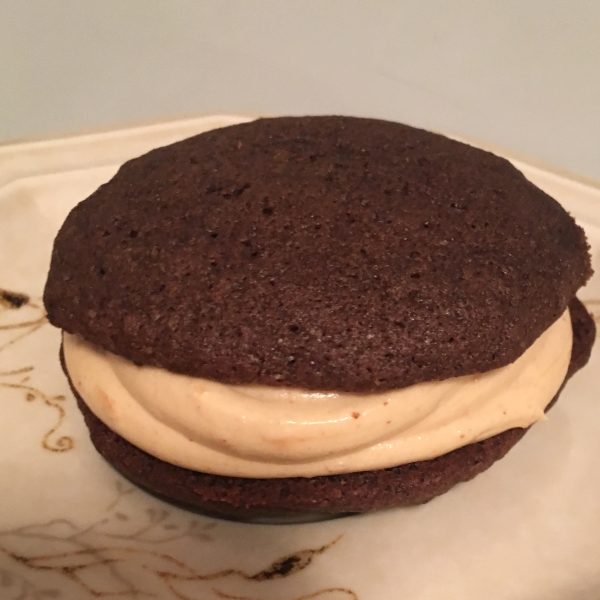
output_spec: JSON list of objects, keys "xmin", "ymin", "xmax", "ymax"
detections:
[{"xmin": 0, "ymin": 115, "xmax": 599, "ymax": 600}]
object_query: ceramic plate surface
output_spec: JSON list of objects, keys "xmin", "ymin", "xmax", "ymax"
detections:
[{"xmin": 0, "ymin": 115, "xmax": 599, "ymax": 600}]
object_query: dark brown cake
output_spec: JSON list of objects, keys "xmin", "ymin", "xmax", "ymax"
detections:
[
  {"xmin": 44, "ymin": 116, "xmax": 595, "ymax": 520},
  {"xmin": 44, "ymin": 116, "xmax": 592, "ymax": 393}
]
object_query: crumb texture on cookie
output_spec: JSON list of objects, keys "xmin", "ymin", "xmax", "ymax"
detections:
[{"xmin": 44, "ymin": 117, "xmax": 592, "ymax": 392}]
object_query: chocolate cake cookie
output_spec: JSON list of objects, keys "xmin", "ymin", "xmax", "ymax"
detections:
[{"xmin": 44, "ymin": 116, "xmax": 595, "ymax": 521}]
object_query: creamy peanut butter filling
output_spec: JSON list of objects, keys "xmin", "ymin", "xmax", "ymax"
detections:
[{"xmin": 63, "ymin": 310, "xmax": 572, "ymax": 478}]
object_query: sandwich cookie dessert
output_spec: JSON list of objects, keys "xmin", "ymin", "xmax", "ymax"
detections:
[{"xmin": 44, "ymin": 116, "xmax": 596, "ymax": 521}]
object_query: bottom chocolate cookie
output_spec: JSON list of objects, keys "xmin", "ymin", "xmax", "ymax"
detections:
[{"xmin": 66, "ymin": 298, "xmax": 595, "ymax": 522}]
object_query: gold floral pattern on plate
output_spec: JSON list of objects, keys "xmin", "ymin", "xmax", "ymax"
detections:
[
  {"xmin": 0, "ymin": 482, "xmax": 352, "ymax": 600},
  {"xmin": 0, "ymin": 288, "xmax": 73, "ymax": 453}
]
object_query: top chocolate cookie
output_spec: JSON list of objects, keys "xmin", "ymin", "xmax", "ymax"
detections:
[{"xmin": 44, "ymin": 116, "xmax": 592, "ymax": 392}]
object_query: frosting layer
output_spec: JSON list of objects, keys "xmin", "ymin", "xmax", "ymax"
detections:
[{"xmin": 63, "ymin": 310, "xmax": 572, "ymax": 478}]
